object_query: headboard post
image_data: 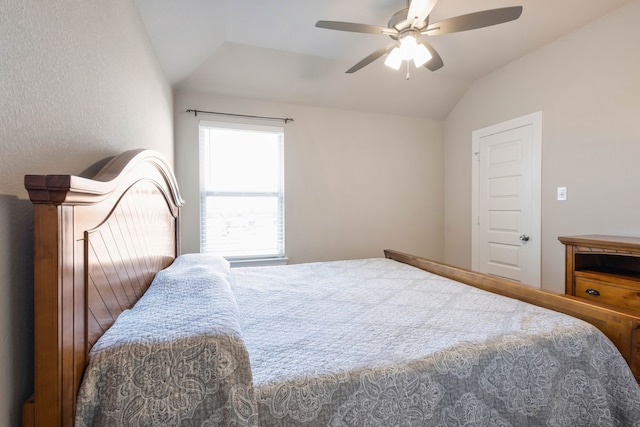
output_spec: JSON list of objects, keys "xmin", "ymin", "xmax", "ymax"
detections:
[{"xmin": 23, "ymin": 150, "xmax": 184, "ymax": 427}]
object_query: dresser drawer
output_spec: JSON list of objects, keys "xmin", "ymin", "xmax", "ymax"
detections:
[{"xmin": 575, "ymin": 276, "xmax": 640, "ymax": 311}]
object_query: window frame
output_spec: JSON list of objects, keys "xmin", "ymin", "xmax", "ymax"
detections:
[{"xmin": 198, "ymin": 120, "xmax": 286, "ymax": 264}]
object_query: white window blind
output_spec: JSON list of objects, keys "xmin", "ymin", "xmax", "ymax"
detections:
[{"xmin": 199, "ymin": 121, "xmax": 285, "ymax": 260}]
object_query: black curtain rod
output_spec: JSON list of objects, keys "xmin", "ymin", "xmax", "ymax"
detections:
[{"xmin": 186, "ymin": 109, "xmax": 294, "ymax": 124}]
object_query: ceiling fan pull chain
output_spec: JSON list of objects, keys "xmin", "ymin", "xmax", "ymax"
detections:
[{"xmin": 406, "ymin": 61, "xmax": 411, "ymax": 80}]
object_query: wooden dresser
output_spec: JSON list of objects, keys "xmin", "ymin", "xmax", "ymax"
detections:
[{"xmin": 559, "ymin": 235, "xmax": 640, "ymax": 314}]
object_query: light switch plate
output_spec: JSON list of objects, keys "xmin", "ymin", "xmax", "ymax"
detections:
[{"xmin": 557, "ymin": 186, "xmax": 567, "ymax": 201}]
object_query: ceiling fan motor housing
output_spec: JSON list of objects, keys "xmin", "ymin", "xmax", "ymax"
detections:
[{"xmin": 389, "ymin": 8, "xmax": 429, "ymax": 37}]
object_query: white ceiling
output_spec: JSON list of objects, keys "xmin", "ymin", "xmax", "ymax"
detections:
[{"xmin": 134, "ymin": 0, "xmax": 632, "ymax": 119}]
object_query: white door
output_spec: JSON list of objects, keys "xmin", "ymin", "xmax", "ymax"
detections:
[{"xmin": 472, "ymin": 112, "xmax": 541, "ymax": 287}]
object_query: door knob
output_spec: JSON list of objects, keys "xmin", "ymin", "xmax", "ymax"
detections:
[{"xmin": 519, "ymin": 234, "xmax": 530, "ymax": 242}]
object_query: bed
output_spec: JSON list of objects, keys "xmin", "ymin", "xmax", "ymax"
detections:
[{"xmin": 22, "ymin": 149, "xmax": 640, "ymax": 426}]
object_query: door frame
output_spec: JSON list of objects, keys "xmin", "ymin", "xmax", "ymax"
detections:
[{"xmin": 471, "ymin": 111, "xmax": 542, "ymax": 286}]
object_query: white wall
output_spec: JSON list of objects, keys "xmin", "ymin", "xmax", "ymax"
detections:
[
  {"xmin": 174, "ymin": 89, "xmax": 444, "ymax": 264},
  {"xmin": 444, "ymin": 0, "xmax": 640, "ymax": 292},
  {"xmin": 0, "ymin": 1, "xmax": 173, "ymax": 425}
]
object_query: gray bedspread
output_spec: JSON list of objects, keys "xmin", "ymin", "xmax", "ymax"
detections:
[
  {"xmin": 232, "ymin": 258, "xmax": 640, "ymax": 426},
  {"xmin": 76, "ymin": 256, "xmax": 640, "ymax": 426},
  {"xmin": 75, "ymin": 254, "xmax": 257, "ymax": 426}
]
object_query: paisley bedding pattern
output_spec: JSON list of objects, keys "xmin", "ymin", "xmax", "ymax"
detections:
[
  {"xmin": 75, "ymin": 255, "xmax": 257, "ymax": 426},
  {"xmin": 75, "ymin": 256, "xmax": 640, "ymax": 426},
  {"xmin": 232, "ymin": 258, "xmax": 640, "ymax": 426}
]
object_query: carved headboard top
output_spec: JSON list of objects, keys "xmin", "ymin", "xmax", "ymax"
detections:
[{"xmin": 25, "ymin": 149, "xmax": 183, "ymax": 207}]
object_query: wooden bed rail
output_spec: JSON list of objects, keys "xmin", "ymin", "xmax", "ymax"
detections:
[{"xmin": 385, "ymin": 249, "xmax": 640, "ymax": 384}]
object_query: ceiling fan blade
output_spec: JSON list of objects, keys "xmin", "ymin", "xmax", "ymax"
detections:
[
  {"xmin": 346, "ymin": 43, "xmax": 396, "ymax": 73},
  {"xmin": 424, "ymin": 6, "xmax": 523, "ymax": 35},
  {"xmin": 419, "ymin": 40, "xmax": 444, "ymax": 71},
  {"xmin": 407, "ymin": 0, "xmax": 439, "ymax": 26},
  {"xmin": 316, "ymin": 20, "xmax": 397, "ymax": 36}
]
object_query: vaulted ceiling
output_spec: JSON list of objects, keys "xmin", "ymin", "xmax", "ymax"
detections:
[{"xmin": 134, "ymin": 0, "xmax": 632, "ymax": 119}]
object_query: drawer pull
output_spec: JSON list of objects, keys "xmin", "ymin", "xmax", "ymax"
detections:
[{"xmin": 585, "ymin": 288, "xmax": 600, "ymax": 297}]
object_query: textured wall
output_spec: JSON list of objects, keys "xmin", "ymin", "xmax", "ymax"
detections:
[
  {"xmin": 443, "ymin": 1, "xmax": 640, "ymax": 292},
  {"xmin": 0, "ymin": 0, "xmax": 173, "ymax": 425}
]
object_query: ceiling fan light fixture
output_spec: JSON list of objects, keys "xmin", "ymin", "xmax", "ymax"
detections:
[
  {"xmin": 384, "ymin": 47, "xmax": 403, "ymax": 70},
  {"xmin": 413, "ymin": 43, "xmax": 432, "ymax": 67},
  {"xmin": 399, "ymin": 34, "xmax": 418, "ymax": 60}
]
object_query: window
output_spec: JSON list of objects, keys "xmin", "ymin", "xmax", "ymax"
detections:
[{"xmin": 199, "ymin": 121, "xmax": 284, "ymax": 261}]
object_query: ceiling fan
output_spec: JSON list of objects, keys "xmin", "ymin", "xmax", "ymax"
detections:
[{"xmin": 316, "ymin": 0, "xmax": 523, "ymax": 75}]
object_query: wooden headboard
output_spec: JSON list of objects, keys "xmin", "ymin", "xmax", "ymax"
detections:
[{"xmin": 22, "ymin": 149, "xmax": 183, "ymax": 427}]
